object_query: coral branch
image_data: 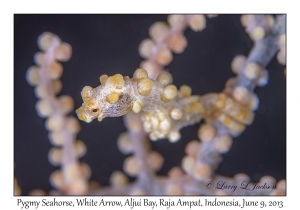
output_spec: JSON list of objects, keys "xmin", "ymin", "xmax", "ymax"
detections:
[{"xmin": 26, "ymin": 32, "xmax": 90, "ymax": 195}]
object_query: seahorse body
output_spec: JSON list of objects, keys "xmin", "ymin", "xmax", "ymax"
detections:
[{"xmin": 76, "ymin": 68, "xmax": 205, "ymax": 142}]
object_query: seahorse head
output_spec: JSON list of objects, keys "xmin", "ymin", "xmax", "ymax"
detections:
[{"xmin": 76, "ymin": 74, "xmax": 134, "ymax": 123}]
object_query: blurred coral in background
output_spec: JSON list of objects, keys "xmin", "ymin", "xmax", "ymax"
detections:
[{"xmin": 14, "ymin": 14, "xmax": 286, "ymax": 195}]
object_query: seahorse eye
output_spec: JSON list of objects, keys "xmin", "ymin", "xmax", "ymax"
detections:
[{"xmin": 92, "ymin": 108, "xmax": 98, "ymax": 113}]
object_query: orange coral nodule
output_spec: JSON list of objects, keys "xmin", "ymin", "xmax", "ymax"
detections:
[
  {"xmin": 190, "ymin": 102, "xmax": 205, "ymax": 114},
  {"xmin": 215, "ymin": 93, "xmax": 227, "ymax": 109},
  {"xmin": 76, "ymin": 107, "xmax": 87, "ymax": 122},
  {"xmin": 137, "ymin": 78, "xmax": 153, "ymax": 96},
  {"xmin": 81, "ymin": 86, "xmax": 93, "ymax": 101},
  {"xmin": 85, "ymin": 98, "xmax": 97, "ymax": 109},
  {"xmin": 215, "ymin": 112, "xmax": 245, "ymax": 134},
  {"xmin": 107, "ymin": 74, "xmax": 124, "ymax": 89},
  {"xmin": 233, "ymin": 107, "xmax": 254, "ymax": 125},
  {"xmin": 97, "ymin": 114, "xmax": 103, "ymax": 122},
  {"xmin": 162, "ymin": 85, "xmax": 177, "ymax": 100},
  {"xmin": 179, "ymin": 85, "xmax": 191, "ymax": 97},
  {"xmin": 99, "ymin": 74, "xmax": 108, "ymax": 85},
  {"xmin": 133, "ymin": 68, "xmax": 148, "ymax": 80},
  {"xmin": 156, "ymin": 73, "xmax": 170, "ymax": 86},
  {"xmin": 106, "ymin": 92, "xmax": 119, "ymax": 104}
]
